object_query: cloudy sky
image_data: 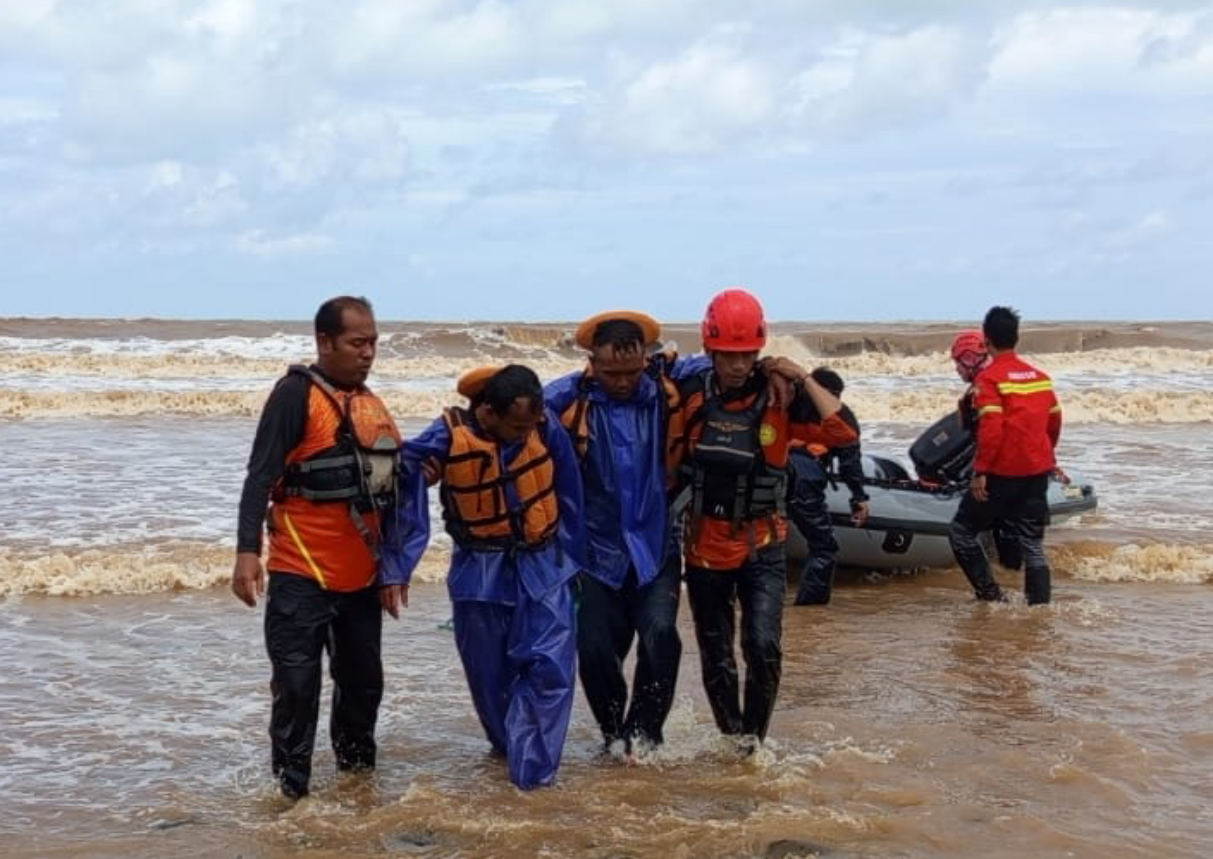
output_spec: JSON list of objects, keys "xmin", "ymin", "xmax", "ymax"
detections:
[{"xmin": 1, "ymin": 1, "xmax": 1210, "ymax": 321}]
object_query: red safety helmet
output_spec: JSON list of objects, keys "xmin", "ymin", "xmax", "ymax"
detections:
[
  {"xmin": 950, "ymin": 330, "xmax": 989, "ymax": 382},
  {"xmin": 701, "ymin": 288, "xmax": 766, "ymax": 352}
]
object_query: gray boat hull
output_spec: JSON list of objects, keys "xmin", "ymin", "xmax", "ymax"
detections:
[{"xmin": 787, "ymin": 455, "xmax": 1098, "ymax": 570}]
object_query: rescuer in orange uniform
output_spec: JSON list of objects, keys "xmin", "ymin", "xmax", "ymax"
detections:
[
  {"xmin": 232, "ymin": 296, "xmax": 401, "ymax": 799},
  {"xmin": 670, "ymin": 288, "xmax": 856, "ymax": 748}
]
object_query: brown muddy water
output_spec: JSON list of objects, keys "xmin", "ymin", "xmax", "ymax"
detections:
[
  {"xmin": 1, "ymin": 319, "xmax": 1211, "ymax": 857},
  {"xmin": 3, "ymin": 577, "xmax": 1211, "ymax": 858}
]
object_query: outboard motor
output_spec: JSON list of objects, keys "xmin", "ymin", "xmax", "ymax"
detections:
[{"xmin": 910, "ymin": 410, "xmax": 975, "ymax": 484}]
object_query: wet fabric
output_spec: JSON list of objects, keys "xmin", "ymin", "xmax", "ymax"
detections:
[
  {"xmin": 440, "ymin": 407, "xmax": 559, "ymax": 549},
  {"xmin": 379, "ymin": 407, "xmax": 585, "ymax": 598},
  {"xmin": 452, "ymin": 579, "xmax": 576, "ymax": 790},
  {"xmin": 786, "ymin": 449, "xmax": 838, "ymax": 606},
  {"xmin": 685, "ymin": 544, "xmax": 786, "ymax": 740},
  {"xmin": 263, "ymin": 572, "xmax": 383, "ymax": 797},
  {"xmin": 237, "ymin": 371, "xmax": 310, "ymax": 553},
  {"xmin": 545, "ymin": 372, "xmax": 668, "ymax": 587},
  {"xmin": 575, "ymin": 554, "xmax": 683, "ymax": 747},
  {"xmin": 948, "ymin": 472, "xmax": 1053, "ymax": 605},
  {"xmin": 972, "ymin": 351, "xmax": 1062, "ymax": 476},
  {"xmin": 238, "ymin": 363, "xmax": 398, "ymax": 591},
  {"xmin": 673, "ymin": 369, "xmax": 857, "ymax": 570},
  {"xmin": 379, "ymin": 406, "xmax": 584, "ymax": 789},
  {"xmin": 544, "ymin": 355, "xmax": 707, "ymax": 589}
]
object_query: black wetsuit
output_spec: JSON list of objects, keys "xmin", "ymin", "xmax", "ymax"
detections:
[{"xmin": 788, "ymin": 405, "xmax": 867, "ymax": 606}]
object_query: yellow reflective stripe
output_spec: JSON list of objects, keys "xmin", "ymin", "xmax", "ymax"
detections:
[
  {"xmin": 977, "ymin": 405, "xmax": 1003, "ymax": 416},
  {"xmin": 282, "ymin": 511, "xmax": 328, "ymax": 589},
  {"xmin": 997, "ymin": 380, "xmax": 1054, "ymax": 395}
]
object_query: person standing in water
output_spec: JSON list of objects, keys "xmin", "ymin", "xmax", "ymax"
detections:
[
  {"xmin": 232, "ymin": 296, "xmax": 402, "ymax": 799},
  {"xmin": 948, "ymin": 306, "xmax": 1063, "ymax": 605},
  {"xmin": 950, "ymin": 329, "xmax": 1024, "ymax": 572},
  {"xmin": 380, "ymin": 365, "xmax": 584, "ymax": 789},
  {"xmin": 670, "ymin": 288, "xmax": 856, "ymax": 749},
  {"xmin": 787, "ymin": 366, "xmax": 869, "ymax": 606},
  {"xmin": 545, "ymin": 311, "xmax": 704, "ymax": 756}
]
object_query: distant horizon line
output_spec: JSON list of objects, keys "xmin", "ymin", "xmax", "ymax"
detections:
[{"xmin": 3, "ymin": 315, "xmax": 1210, "ymax": 326}]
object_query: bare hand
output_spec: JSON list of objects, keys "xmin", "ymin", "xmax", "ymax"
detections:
[
  {"xmin": 380, "ymin": 584, "xmax": 409, "ymax": 619},
  {"xmin": 759, "ymin": 356, "xmax": 807, "ymax": 382},
  {"xmin": 850, "ymin": 501, "xmax": 870, "ymax": 527},
  {"xmin": 766, "ymin": 371, "xmax": 795, "ymax": 409},
  {"xmin": 1052, "ymin": 467, "xmax": 1071, "ymax": 485},
  {"xmin": 232, "ymin": 552, "xmax": 266, "ymax": 607},
  {"xmin": 421, "ymin": 456, "xmax": 442, "ymax": 487},
  {"xmin": 970, "ymin": 474, "xmax": 989, "ymax": 503}
]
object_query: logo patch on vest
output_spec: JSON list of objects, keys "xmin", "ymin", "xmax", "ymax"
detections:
[{"xmin": 759, "ymin": 423, "xmax": 777, "ymax": 446}]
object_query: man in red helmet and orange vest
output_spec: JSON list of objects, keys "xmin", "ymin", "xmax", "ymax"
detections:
[
  {"xmin": 948, "ymin": 306, "xmax": 1063, "ymax": 605},
  {"xmin": 232, "ymin": 296, "xmax": 401, "ymax": 800},
  {"xmin": 669, "ymin": 288, "xmax": 857, "ymax": 749},
  {"xmin": 380, "ymin": 364, "xmax": 585, "ymax": 790}
]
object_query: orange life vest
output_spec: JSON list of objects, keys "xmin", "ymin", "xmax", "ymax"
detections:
[
  {"xmin": 267, "ymin": 366, "xmax": 401, "ymax": 591},
  {"xmin": 440, "ymin": 407, "xmax": 560, "ymax": 550},
  {"xmin": 671, "ymin": 373, "xmax": 794, "ymax": 569},
  {"xmin": 559, "ymin": 353, "xmax": 683, "ymax": 468}
]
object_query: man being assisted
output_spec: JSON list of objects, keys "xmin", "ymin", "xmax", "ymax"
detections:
[
  {"xmin": 380, "ymin": 365, "xmax": 584, "ymax": 789},
  {"xmin": 546, "ymin": 311, "xmax": 702, "ymax": 756},
  {"xmin": 948, "ymin": 306, "xmax": 1063, "ymax": 605},
  {"xmin": 671, "ymin": 289, "xmax": 856, "ymax": 749},
  {"xmin": 232, "ymin": 296, "xmax": 401, "ymax": 799}
]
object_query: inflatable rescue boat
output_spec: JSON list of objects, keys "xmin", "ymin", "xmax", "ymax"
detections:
[{"xmin": 788, "ymin": 411, "xmax": 1099, "ymax": 570}]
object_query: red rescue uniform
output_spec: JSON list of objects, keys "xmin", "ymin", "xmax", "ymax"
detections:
[{"xmin": 972, "ymin": 351, "xmax": 1062, "ymax": 476}]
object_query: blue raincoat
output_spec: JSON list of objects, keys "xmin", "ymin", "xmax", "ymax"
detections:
[
  {"xmin": 380, "ymin": 407, "xmax": 584, "ymax": 789},
  {"xmin": 544, "ymin": 355, "xmax": 708, "ymax": 589}
]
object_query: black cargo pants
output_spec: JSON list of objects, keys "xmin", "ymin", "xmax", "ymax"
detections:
[{"xmin": 264, "ymin": 572, "xmax": 384, "ymax": 797}]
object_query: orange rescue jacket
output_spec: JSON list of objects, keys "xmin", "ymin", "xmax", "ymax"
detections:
[{"xmin": 267, "ymin": 371, "xmax": 401, "ymax": 591}]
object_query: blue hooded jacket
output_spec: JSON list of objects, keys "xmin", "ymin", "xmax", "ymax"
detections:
[{"xmin": 545, "ymin": 354, "xmax": 707, "ymax": 589}]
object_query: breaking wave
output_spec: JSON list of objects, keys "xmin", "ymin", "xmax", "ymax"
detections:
[
  {"xmin": 1052, "ymin": 541, "xmax": 1213, "ymax": 584},
  {"xmin": 3, "ymin": 538, "xmax": 1206, "ymax": 597},
  {"xmin": 0, "ymin": 542, "xmax": 452, "ymax": 597},
  {"xmin": 2, "ymin": 343, "xmax": 1211, "ymax": 383},
  {"xmin": 3, "ymin": 386, "xmax": 1209, "ymax": 423}
]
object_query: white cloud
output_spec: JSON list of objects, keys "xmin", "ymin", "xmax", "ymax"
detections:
[
  {"xmin": 786, "ymin": 25, "xmax": 989, "ymax": 137},
  {"xmin": 574, "ymin": 32, "xmax": 777, "ymax": 154},
  {"xmin": 1105, "ymin": 209, "xmax": 1174, "ymax": 251},
  {"xmin": 331, "ymin": 0, "xmax": 527, "ymax": 78},
  {"xmin": 0, "ymin": 96, "xmax": 58, "ymax": 125},
  {"xmin": 482, "ymin": 77, "xmax": 589, "ymax": 105},
  {"xmin": 3, "ymin": 1, "xmax": 1212, "ymax": 318},
  {"xmin": 262, "ymin": 111, "xmax": 410, "ymax": 189},
  {"xmin": 235, "ymin": 229, "xmax": 333, "ymax": 256},
  {"xmin": 989, "ymin": 8, "xmax": 1213, "ymax": 94}
]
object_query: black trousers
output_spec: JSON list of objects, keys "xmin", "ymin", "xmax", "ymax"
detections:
[
  {"xmin": 576, "ymin": 554, "xmax": 683, "ymax": 747},
  {"xmin": 685, "ymin": 544, "xmax": 786, "ymax": 740},
  {"xmin": 948, "ymin": 473, "xmax": 1052, "ymax": 605},
  {"xmin": 264, "ymin": 572, "xmax": 384, "ymax": 796},
  {"xmin": 786, "ymin": 449, "xmax": 839, "ymax": 605}
]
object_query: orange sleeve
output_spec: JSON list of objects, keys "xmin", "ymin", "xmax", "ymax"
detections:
[{"xmin": 791, "ymin": 411, "xmax": 857, "ymax": 449}]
